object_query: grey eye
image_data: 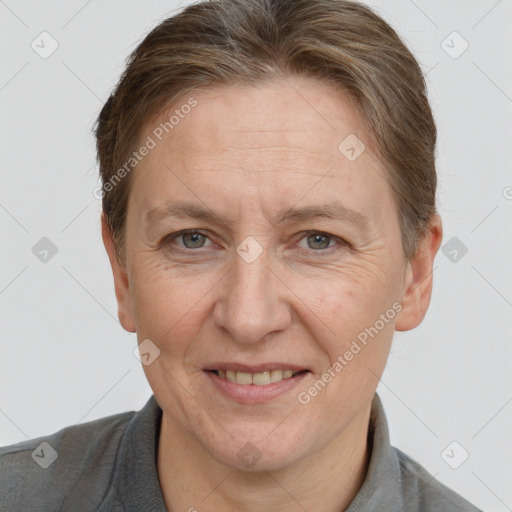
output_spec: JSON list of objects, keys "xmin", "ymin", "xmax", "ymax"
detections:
[
  {"xmin": 181, "ymin": 232, "xmax": 207, "ymax": 249},
  {"xmin": 307, "ymin": 233, "xmax": 331, "ymax": 250}
]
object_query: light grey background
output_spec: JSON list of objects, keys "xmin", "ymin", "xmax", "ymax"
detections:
[{"xmin": 1, "ymin": 1, "xmax": 511, "ymax": 510}]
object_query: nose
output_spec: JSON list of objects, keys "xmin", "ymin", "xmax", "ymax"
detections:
[{"xmin": 213, "ymin": 250, "xmax": 292, "ymax": 345}]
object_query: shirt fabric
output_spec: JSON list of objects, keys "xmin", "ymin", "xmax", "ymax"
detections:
[{"xmin": 0, "ymin": 393, "xmax": 482, "ymax": 511}]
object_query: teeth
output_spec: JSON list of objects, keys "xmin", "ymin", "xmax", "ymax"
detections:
[
  {"xmin": 216, "ymin": 369, "xmax": 301, "ymax": 385},
  {"xmin": 252, "ymin": 371, "xmax": 270, "ymax": 385},
  {"xmin": 270, "ymin": 369, "xmax": 283, "ymax": 383},
  {"xmin": 235, "ymin": 371, "xmax": 253, "ymax": 385}
]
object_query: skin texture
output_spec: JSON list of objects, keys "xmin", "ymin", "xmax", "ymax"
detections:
[{"xmin": 102, "ymin": 76, "xmax": 442, "ymax": 511}]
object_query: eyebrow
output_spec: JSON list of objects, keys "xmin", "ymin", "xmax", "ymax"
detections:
[{"xmin": 144, "ymin": 200, "xmax": 368, "ymax": 230}]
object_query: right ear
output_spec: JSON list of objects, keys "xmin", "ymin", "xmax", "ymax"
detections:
[{"xmin": 101, "ymin": 213, "xmax": 136, "ymax": 333}]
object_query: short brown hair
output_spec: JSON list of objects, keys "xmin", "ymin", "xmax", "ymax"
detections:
[{"xmin": 95, "ymin": 0, "xmax": 437, "ymax": 263}]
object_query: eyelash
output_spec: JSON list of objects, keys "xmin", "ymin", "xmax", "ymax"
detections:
[{"xmin": 162, "ymin": 229, "xmax": 349, "ymax": 254}]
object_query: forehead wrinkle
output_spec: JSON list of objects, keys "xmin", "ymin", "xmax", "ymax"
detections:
[{"xmin": 168, "ymin": 146, "xmax": 337, "ymax": 180}]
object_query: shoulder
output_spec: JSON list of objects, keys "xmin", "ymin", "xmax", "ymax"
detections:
[
  {"xmin": 0, "ymin": 409, "xmax": 135, "ymax": 511},
  {"xmin": 395, "ymin": 447, "xmax": 483, "ymax": 512}
]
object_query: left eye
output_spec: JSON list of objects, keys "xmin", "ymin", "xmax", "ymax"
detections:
[{"xmin": 298, "ymin": 232, "xmax": 341, "ymax": 251}]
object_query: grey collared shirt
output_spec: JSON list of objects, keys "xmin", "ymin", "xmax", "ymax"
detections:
[{"xmin": 0, "ymin": 393, "xmax": 482, "ymax": 511}]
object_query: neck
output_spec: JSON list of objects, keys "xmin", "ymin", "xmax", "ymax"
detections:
[{"xmin": 157, "ymin": 402, "xmax": 372, "ymax": 512}]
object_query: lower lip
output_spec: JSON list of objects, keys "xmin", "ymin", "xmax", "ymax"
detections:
[{"xmin": 204, "ymin": 370, "xmax": 310, "ymax": 404}]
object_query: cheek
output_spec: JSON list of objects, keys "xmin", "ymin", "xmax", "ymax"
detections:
[
  {"xmin": 293, "ymin": 276, "xmax": 399, "ymax": 420},
  {"xmin": 130, "ymin": 258, "xmax": 216, "ymax": 353},
  {"xmin": 292, "ymin": 262, "xmax": 402, "ymax": 363}
]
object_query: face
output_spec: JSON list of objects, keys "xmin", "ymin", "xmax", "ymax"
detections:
[{"xmin": 103, "ymin": 76, "xmax": 441, "ymax": 471}]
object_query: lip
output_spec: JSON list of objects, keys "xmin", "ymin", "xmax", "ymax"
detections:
[
  {"xmin": 203, "ymin": 362, "xmax": 308, "ymax": 373},
  {"xmin": 204, "ymin": 369, "xmax": 310, "ymax": 404}
]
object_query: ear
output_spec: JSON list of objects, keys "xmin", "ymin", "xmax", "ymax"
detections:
[
  {"xmin": 101, "ymin": 212, "xmax": 136, "ymax": 333},
  {"xmin": 395, "ymin": 214, "xmax": 443, "ymax": 331}
]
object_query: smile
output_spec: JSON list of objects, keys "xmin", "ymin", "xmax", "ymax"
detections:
[
  {"xmin": 204, "ymin": 366, "xmax": 310, "ymax": 403},
  {"xmin": 212, "ymin": 369, "xmax": 304, "ymax": 385}
]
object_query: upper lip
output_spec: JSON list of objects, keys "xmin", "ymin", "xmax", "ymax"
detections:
[{"xmin": 204, "ymin": 362, "xmax": 309, "ymax": 373}]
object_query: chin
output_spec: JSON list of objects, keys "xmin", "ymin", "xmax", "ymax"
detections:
[{"xmin": 205, "ymin": 425, "xmax": 310, "ymax": 473}]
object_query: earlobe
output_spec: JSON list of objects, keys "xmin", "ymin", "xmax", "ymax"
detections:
[
  {"xmin": 395, "ymin": 215, "xmax": 443, "ymax": 332},
  {"xmin": 101, "ymin": 213, "xmax": 137, "ymax": 333}
]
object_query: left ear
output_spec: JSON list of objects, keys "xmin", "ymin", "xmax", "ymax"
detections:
[{"xmin": 395, "ymin": 214, "xmax": 443, "ymax": 331}]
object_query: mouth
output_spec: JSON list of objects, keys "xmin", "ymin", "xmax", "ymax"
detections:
[
  {"xmin": 203, "ymin": 364, "xmax": 311, "ymax": 403},
  {"xmin": 206, "ymin": 368, "xmax": 308, "ymax": 385}
]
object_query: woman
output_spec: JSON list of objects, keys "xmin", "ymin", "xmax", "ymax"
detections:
[{"xmin": 0, "ymin": 0, "xmax": 482, "ymax": 510}]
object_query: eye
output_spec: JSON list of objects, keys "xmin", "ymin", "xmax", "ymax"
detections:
[
  {"xmin": 164, "ymin": 230, "xmax": 212, "ymax": 250},
  {"xmin": 162, "ymin": 229, "xmax": 348, "ymax": 254},
  {"xmin": 297, "ymin": 231, "xmax": 346, "ymax": 252}
]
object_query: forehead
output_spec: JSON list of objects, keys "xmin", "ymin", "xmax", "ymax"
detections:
[
  {"xmin": 130, "ymin": 77, "xmax": 394, "ymax": 223},
  {"xmin": 144, "ymin": 77, "xmax": 369, "ymax": 161}
]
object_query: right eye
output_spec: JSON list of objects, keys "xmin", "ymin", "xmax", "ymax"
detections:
[{"xmin": 163, "ymin": 229, "xmax": 213, "ymax": 250}]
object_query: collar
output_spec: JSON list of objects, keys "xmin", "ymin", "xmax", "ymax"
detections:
[
  {"xmin": 100, "ymin": 393, "xmax": 399, "ymax": 511},
  {"xmin": 99, "ymin": 395, "xmax": 167, "ymax": 511},
  {"xmin": 346, "ymin": 393, "xmax": 404, "ymax": 511}
]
